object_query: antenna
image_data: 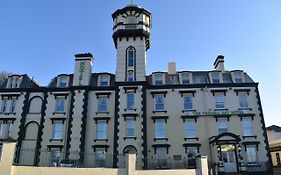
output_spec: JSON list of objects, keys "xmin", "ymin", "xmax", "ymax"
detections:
[{"xmin": 131, "ymin": 0, "xmax": 134, "ymax": 4}]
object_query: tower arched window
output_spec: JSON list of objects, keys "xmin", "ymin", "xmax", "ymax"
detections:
[
  {"xmin": 127, "ymin": 47, "xmax": 135, "ymax": 67},
  {"xmin": 128, "ymin": 71, "xmax": 134, "ymax": 82}
]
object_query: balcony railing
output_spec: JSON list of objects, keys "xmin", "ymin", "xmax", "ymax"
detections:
[{"xmin": 14, "ymin": 148, "xmax": 127, "ymax": 168}]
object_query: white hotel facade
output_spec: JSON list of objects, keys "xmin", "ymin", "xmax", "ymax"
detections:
[{"xmin": 0, "ymin": 4, "xmax": 272, "ymax": 174}]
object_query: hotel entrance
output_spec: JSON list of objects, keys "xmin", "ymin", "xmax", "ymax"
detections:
[
  {"xmin": 221, "ymin": 145, "xmax": 237, "ymax": 173},
  {"xmin": 209, "ymin": 132, "xmax": 241, "ymax": 174}
]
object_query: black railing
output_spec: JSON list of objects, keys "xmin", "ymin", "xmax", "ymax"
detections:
[
  {"xmin": 14, "ymin": 149, "xmax": 127, "ymax": 168},
  {"xmin": 136, "ymin": 157, "xmax": 197, "ymax": 170},
  {"xmin": 245, "ymin": 161, "xmax": 271, "ymax": 173}
]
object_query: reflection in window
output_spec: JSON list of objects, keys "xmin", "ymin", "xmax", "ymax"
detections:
[
  {"xmin": 182, "ymin": 73, "xmax": 190, "ymax": 84},
  {"xmin": 126, "ymin": 119, "xmax": 135, "ymax": 137},
  {"xmin": 55, "ymin": 98, "xmax": 65, "ymax": 113},
  {"xmin": 154, "ymin": 74, "xmax": 164, "ymax": 85},
  {"xmin": 183, "ymin": 96, "xmax": 193, "ymax": 110},
  {"xmin": 96, "ymin": 121, "xmax": 107, "ymax": 139},
  {"xmin": 215, "ymin": 95, "xmax": 225, "ymax": 109},
  {"xmin": 155, "ymin": 119, "xmax": 166, "ymax": 138},
  {"xmin": 100, "ymin": 75, "xmax": 109, "ymax": 86},
  {"xmin": 212, "ymin": 72, "xmax": 220, "ymax": 83},
  {"xmin": 53, "ymin": 121, "xmax": 63, "ymax": 139},
  {"xmin": 7, "ymin": 121, "xmax": 13, "ymax": 137},
  {"xmin": 246, "ymin": 146, "xmax": 257, "ymax": 162},
  {"xmin": 128, "ymin": 48, "xmax": 134, "ymax": 67},
  {"xmin": 128, "ymin": 71, "xmax": 134, "ymax": 82},
  {"xmin": 127, "ymin": 93, "xmax": 134, "ymax": 110},
  {"xmin": 242, "ymin": 118, "xmax": 253, "ymax": 136},
  {"xmin": 185, "ymin": 119, "xmax": 196, "ymax": 138},
  {"xmin": 234, "ymin": 72, "xmax": 242, "ymax": 83},
  {"xmin": 193, "ymin": 74, "xmax": 209, "ymax": 84},
  {"xmin": 95, "ymin": 148, "xmax": 106, "ymax": 167},
  {"xmin": 156, "ymin": 147, "xmax": 167, "ymax": 168},
  {"xmin": 155, "ymin": 95, "xmax": 164, "ymax": 111},
  {"xmin": 97, "ymin": 98, "xmax": 108, "ymax": 112},
  {"xmin": 238, "ymin": 93, "xmax": 248, "ymax": 109},
  {"xmin": 218, "ymin": 119, "xmax": 228, "ymax": 134},
  {"xmin": 58, "ymin": 76, "xmax": 68, "ymax": 88},
  {"xmin": 222, "ymin": 74, "xmax": 232, "ymax": 83},
  {"xmin": 1, "ymin": 98, "xmax": 7, "ymax": 113},
  {"xmin": 51, "ymin": 150, "xmax": 60, "ymax": 167},
  {"xmin": 10, "ymin": 99, "xmax": 16, "ymax": 113}
]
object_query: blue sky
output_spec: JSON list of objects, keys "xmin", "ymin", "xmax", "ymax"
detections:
[{"xmin": 0, "ymin": 0, "xmax": 280, "ymax": 126}]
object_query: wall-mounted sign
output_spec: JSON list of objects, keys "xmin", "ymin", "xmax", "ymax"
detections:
[{"xmin": 78, "ymin": 61, "xmax": 85, "ymax": 85}]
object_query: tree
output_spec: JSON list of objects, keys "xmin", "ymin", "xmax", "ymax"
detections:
[{"xmin": 0, "ymin": 71, "xmax": 13, "ymax": 81}]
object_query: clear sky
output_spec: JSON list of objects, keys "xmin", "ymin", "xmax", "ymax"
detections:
[{"xmin": 0, "ymin": 0, "xmax": 280, "ymax": 127}]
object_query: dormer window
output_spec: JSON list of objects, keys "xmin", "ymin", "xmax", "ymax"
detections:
[
  {"xmin": 181, "ymin": 73, "xmax": 190, "ymax": 84},
  {"xmin": 99, "ymin": 75, "xmax": 110, "ymax": 86},
  {"xmin": 58, "ymin": 76, "xmax": 68, "ymax": 88},
  {"xmin": 234, "ymin": 72, "xmax": 242, "ymax": 83},
  {"xmin": 154, "ymin": 74, "xmax": 164, "ymax": 85},
  {"xmin": 6, "ymin": 76, "xmax": 22, "ymax": 88},
  {"xmin": 212, "ymin": 72, "xmax": 220, "ymax": 84}
]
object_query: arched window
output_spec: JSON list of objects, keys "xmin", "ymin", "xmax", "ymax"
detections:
[
  {"xmin": 123, "ymin": 145, "xmax": 137, "ymax": 155},
  {"xmin": 24, "ymin": 122, "xmax": 39, "ymax": 140},
  {"xmin": 28, "ymin": 96, "xmax": 43, "ymax": 113},
  {"xmin": 127, "ymin": 71, "xmax": 134, "ymax": 82},
  {"xmin": 127, "ymin": 47, "xmax": 135, "ymax": 67}
]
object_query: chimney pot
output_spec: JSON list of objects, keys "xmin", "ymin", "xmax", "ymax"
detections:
[{"xmin": 168, "ymin": 62, "xmax": 176, "ymax": 74}]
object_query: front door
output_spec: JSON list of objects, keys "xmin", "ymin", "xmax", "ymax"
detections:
[{"xmin": 221, "ymin": 145, "xmax": 237, "ymax": 172}]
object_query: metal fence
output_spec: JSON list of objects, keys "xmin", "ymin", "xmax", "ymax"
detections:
[
  {"xmin": 136, "ymin": 157, "xmax": 197, "ymax": 170},
  {"xmin": 14, "ymin": 148, "xmax": 127, "ymax": 168},
  {"xmin": 245, "ymin": 161, "xmax": 271, "ymax": 173}
]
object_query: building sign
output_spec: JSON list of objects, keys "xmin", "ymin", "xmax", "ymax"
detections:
[
  {"xmin": 78, "ymin": 61, "xmax": 85, "ymax": 85},
  {"xmin": 184, "ymin": 110, "xmax": 253, "ymax": 116}
]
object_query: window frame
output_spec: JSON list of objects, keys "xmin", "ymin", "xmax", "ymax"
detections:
[
  {"xmin": 127, "ymin": 93, "xmax": 135, "ymax": 110},
  {"xmin": 181, "ymin": 73, "xmax": 190, "ymax": 84},
  {"xmin": 234, "ymin": 72, "xmax": 242, "ymax": 83},
  {"xmin": 127, "ymin": 71, "xmax": 134, "ymax": 82},
  {"xmin": 215, "ymin": 95, "xmax": 225, "ymax": 109},
  {"xmin": 95, "ymin": 147, "xmax": 106, "ymax": 167},
  {"xmin": 183, "ymin": 95, "xmax": 193, "ymax": 110},
  {"xmin": 7, "ymin": 121, "xmax": 13, "ymax": 137},
  {"xmin": 50, "ymin": 149, "xmax": 61, "ymax": 167},
  {"xmin": 154, "ymin": 74, "xmax": 164, "ymax": 85},
  {"xmin": 97, "ymin": 98, "xmax": 108, "ymax": 113},
  {"xmin": 212, "ymin": 72, "xmax": 220, "ymax": 84},
  {"xmin": 126, "ymin": 118, "xmax": 135, "ymax": 137},
  {"xmin": 185, "ymin": 119, "xmax": 196, "ymax": 138},
  {"xmin": 55, "ymin": 97, "xmax": 65, "ymax": 113},
  {"xmin": 154, "ymin": 95, "xmax": 165, "ymax": 111},
  {"xmin": 96, "ymin": 121, "xmax": 107, "ymax": 140},
  {"xmin": 238, "ymin": 93, "xmax": 249, "ymax": 109},
  {"xmin": 10, "ymin": 98, "xmax": 16, "ymax": 113},
  {"xmin": 246, "ymin": 145, "xmax": 258, "ymax": 163},
  {"xmin": 58, "ymin": 76, "xmax": 68, "ymax": 88},
  {"xmin": 217, "ymin": 118, "xmax": 228, "ymax": 134},
  {"xmin": 99, "ymin": 75, "xmax": 110, "ymax": 87},
  {"xmin": 52, "ymin": 121, "xmax": 63, "ymax": 140},
  {"xmin": 242, "ymin": 118, "xmax": 253, "ymax": 136},
  {"xmin": 127, "ymin": 47, "xmax": 135, "ymax": 67},
  {"xmin": 1, "ymin": 98, "xmax": 8, "ymax": 113},
  {"xmin": 155, "ymin": 119, "xmax": 166, "ymax": 139}
]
